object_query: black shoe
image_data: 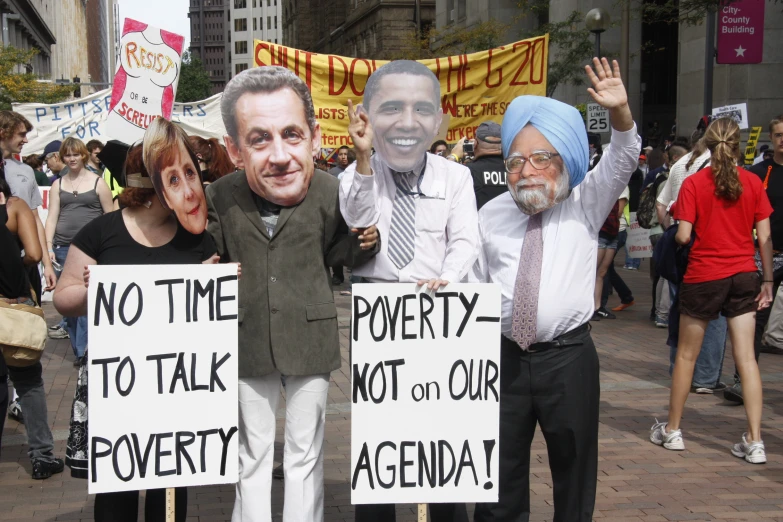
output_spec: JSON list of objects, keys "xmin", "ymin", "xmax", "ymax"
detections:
[
  {"xmin": 272, "ymin": 463, "xmax": 284, "ymax": 480},
  {"xmin": 73, "ymin": 357, "xmax": 82, "ymax": 367},
  {"xmin": 32, "ymin": 458, "xmax": 64, "ymax": 480},
  {"xmin": 723, "ymin": 382, "xmax": 744, "ymax": 404},
  {"xmin": 760, "ymin": 344, "xmax": 783, "ymax": 355},
  {"xmin": 596, "ymin": 307, "xmax": 616, "ymax": 319},
  {"xmin": 590, "ymin": 311, "xmax": 601, "ymax": 322},
  {"xmin": 331, "ymin": 277, "xmax": 344, "ymax": 286}
]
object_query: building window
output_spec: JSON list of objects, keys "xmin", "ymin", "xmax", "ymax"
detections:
[
  {"xmin": 267, "ymin": 16, "xmax": 271, "ymax": 29},
  {"xmin": 236, "ymin": 63, "xmax": 249, "ymax": 74},
  {"xmin": 234, "ymin": 0, "xmax": 246, "ymax": 7},
  {"xmin": 274, "ymin": 16, "xmax": 277, "ymax": 29},
  {"xmin": 235, "ymin": 40, "xmax": 248, "ymax": 54},
  {"xmin": 253, "ymin": 17, "xmax": 257, "ymax": 31},
  {"xmin": 253, "ymin": 0, "xmax": 256, "ymax": 6},
  {"xmin": 234, "ymin": 18, "xmax": 247, "ymax": 31}
]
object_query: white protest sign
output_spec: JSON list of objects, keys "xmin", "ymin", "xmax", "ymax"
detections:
[
  {"xmin": 106, "ymin": 19, "xmax": 185, "ymax": 144},
  {"xmin": 87, "ymin": 264, "xmax": 238, "ymax": 494},
  {"xmin": 587, "ymin": 103, "xmax": 609, "ymax": 133},
  {"xmin": 350, "ymin": 283, "xmax": 501, "ymax": 504},
  {"xmin": 14, "ymin": 90, "xmax": 226, "ymax": 156},
  {"xmin": 712, "ymin": 103, "xmax": 749, "ymax": 130},
  {"xmin": 627, "ymin": 212, "xmax": 653, "ymax": 258}
]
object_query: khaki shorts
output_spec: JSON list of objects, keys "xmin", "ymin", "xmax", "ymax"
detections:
[{"xmin": 679, "ymin": 272, "xmax": 760, "ymax": 321}]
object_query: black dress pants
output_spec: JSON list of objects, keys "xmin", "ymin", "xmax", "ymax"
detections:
[
  {"xmin": 355, "ymin": 502, "xmax": 469, "ymax": 522},
  {"xmin": 94, "ymin": 488, "xmax": 187, "ymax": 522},
  {"xmin": 474, "ymin": 333, "xmax": 600, "ymax": 522}
]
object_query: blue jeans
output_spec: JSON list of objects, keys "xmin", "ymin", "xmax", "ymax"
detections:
[
  {"xmin": 8, "ymin": 363, "xmax": 56, "ymax": 463},
  {"xmin": 668, "ymin": 283, "xmax": 727, "ymax": 387},
  {"xmin": 53, "ymin": 244, "xmax": 88, "ymax": 358}
]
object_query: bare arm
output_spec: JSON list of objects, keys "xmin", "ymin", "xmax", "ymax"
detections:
[
  {"xmin": 655, "ymin": 202, "xmax": 670, "ymax": 229},
  {"xmin": 675, "ymin": 220, "xmax": 692, "ymax": 246},
  {"xmin": 53, "ymin": 244, "xmax": 95, "ymax": 317},
  {"xmin": 756, "ymin": 217, "xmax": 774, "ymax": 310},
  {"xmin": 96, "ymin": 177, "xmax": 115, "ymax": 214},
  {"xmin": 11, "ymin": 199, "xmax": 42, "ymax": 265},
  {"xmin": 618, "ymin": 198, "xmax": 627, "ymax": 217},
  {"xmin": 44, "ymin": 179, "xmax": 61, "ymax": 263}
]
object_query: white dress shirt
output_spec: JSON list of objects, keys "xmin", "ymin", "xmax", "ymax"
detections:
[
  {"xmin": 656, "ymin": 150, "xmax": 711, "ymax": 208},
  {"xmin": 470, "ymin": 125, "xmax": 641, "ymax": 343},
  {"xmin": 339, "ymin": 152, "xmax": 479, "ymax": 283}
]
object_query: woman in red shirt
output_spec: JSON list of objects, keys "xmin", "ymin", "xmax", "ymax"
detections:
[{"xmin": 650, "ymin": 117, "xmax": 774, "ymax": 464}]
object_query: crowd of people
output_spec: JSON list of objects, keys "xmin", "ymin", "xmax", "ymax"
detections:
[{"xmin": 0, "ymin": 54, "xmax": 781, "ymax": 522}]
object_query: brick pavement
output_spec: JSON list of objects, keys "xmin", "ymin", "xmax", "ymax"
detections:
[{"xmin": 4, "ymin": 259, "xmax": 783, "ymax": 521}]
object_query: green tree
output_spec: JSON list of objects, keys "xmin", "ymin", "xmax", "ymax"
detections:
[
  {"xmin": 0, "ymin": 45, "xmax": 73, "ymax": 109},
  {"xmin": 176, "ymin": 50, "xmax": 213, "ymax": 102},
  {"xmin": 517, "ymin": 1, "xmax": 594, "ymax": 97}
]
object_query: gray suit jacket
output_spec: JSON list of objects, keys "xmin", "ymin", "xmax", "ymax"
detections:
[{"xmin": 206, "ymin": 169, "xmax": 377, "ymax": 378}]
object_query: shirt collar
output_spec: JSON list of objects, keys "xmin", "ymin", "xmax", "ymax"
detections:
[{"xmin": 381, "ymin": 154, "xmax": 427, "ymax": 181}]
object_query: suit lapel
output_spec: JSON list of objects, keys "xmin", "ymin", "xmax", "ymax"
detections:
[{"xmin": 231, "ymin": 173, "xmax": 270, "ymax": 240}]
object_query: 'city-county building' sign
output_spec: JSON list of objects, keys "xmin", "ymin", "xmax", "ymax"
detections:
[{"xmin": 716, "ymin": 0, "xmax": 764, "ymax": 64}]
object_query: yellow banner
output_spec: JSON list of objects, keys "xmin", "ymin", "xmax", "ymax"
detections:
[
  {"xmin": 253, "ymin": 37, "xmax": 548, "ymax": 147},
  {"xmin": 744, "ymin": 126, "xmax": 762, "ymax": 165}
]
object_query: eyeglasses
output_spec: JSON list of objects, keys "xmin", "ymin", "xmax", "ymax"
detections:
[
  {"xmin": 504, "ymin": 150, "xmax": 560, "ymax": 173},
  {"xmin": 45, "ymin": 153, "xmax": 58, "ymax": 160}
]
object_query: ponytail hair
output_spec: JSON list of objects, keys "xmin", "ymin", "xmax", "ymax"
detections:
[
  {"xmin": 705, "ymin": 117, "xmax": 742, "ymax": 201},
  {"xmin": 187, "ymin": 136, "xmax": 236, "ymax": 183}
]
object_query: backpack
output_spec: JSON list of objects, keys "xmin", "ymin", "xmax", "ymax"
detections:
[{"xmin": 637, "ymin": 170, "xmax": 669, "ymax": 229}]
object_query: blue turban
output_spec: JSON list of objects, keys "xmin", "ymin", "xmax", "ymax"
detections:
[{"xmin": 501, "ymin": 96, "xmax": 590, "ymax": 190}]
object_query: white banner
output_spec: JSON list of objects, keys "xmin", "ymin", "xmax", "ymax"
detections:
[
  {"xmin": 13, "ymin": 90, "xmax": 226, "ymax": 156},
  {"xmin": 627, "ymin": 212, "xmax": 653, "ymax": 259},
  {"xmin": 87, "ymin": 264, "xmax": 239, "ymax": 494},
  {"xmin": 350, "ymin": 283, "xmax": 501, "ymax": 505}
]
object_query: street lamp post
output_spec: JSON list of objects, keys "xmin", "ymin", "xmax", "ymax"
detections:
[{"xmin": 585, "ymin": 8, "xmax": 611, "ymax": 58}]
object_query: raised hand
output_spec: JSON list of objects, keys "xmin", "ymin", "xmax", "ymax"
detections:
[
  {"xmin": 584, "ymin": 57, "xmax": 633, "ymax": 132},
  {"xmin": 585, "ymin": 58, "xmax": 627, "ymax": 109},
  {"xmin": 347, "ymin": 99, "xmax": 373, "ymax": 155}
]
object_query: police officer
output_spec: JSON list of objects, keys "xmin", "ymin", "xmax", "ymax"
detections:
[{"xmin": 467, "ymin": 121, "xmax": 507, "ymax": 209}]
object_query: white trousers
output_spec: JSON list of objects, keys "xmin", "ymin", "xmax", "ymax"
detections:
[{"xmin": 232, "ymin": 372, "xmax": 329, "ymax": 522}]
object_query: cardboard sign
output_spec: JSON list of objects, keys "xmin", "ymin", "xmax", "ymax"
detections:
[
  {"xmin": 350, "ymin": 283, "xmax": 501, "ymax": 504},
  {"xmin": 87, "ymin": 264, "xmax": 239, "ymax": 494},
  {"xmin": 717, "ymin": 0, "xmax": 765, "ymax": 64},
  {"xmin": 744, "ymin": 126, "xmax": 763, "ymax": 165},
  {"xmin": 712, "ymin": 103, "xmax": 748, "ymax": 130},
  {"xmin": 106, "ymin": 19, "xmax": 185, "ymax": 144},
  {"xmin": 253, "ymin": 36, "xmax": 548, "ymax": 147},
  {"xmin": 13, "ymin": 90, "xmax": 227, "ymax": 156},
  {"xmin": 587, "ymin": 103, "xmax": 609, "ymax": 133},
  {"xmin": 626, "ymin": 212, "xmax": 653, "ymax": 259}
]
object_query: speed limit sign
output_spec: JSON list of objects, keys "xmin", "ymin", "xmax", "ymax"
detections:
[{"xmin": 587, "ymin": 103, "xmax": 609, "ymax": 133}]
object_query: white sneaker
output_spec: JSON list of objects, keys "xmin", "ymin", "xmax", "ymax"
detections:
[
  {"xmin": 650, "ymin": 419, "xmax": 685, "ymax": 450},
  {"xmin": 48, "ymin": 326, "xmax": 69, "ymax": 339},
  {"xmin": 731, "ymin": 433, "xmax": 766, "ymax": 464}
]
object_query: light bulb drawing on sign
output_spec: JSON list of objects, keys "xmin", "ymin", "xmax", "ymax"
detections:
[{"xmin": 107, "ymin": 18, "xmax": 184, "ymax": 145}]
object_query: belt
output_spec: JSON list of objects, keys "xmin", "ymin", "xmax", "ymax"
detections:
[{"xmin": 526, "ymin": 322, "xmax": 591, "ymax": 353}]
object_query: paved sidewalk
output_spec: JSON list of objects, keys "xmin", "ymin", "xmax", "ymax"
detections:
[{"xmin": 3, "ymin": 260, "xmax": 783, "ymax": 521}]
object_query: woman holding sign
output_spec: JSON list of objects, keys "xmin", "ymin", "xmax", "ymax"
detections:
[{"xmin": 54, "ymin": 119, "xmax": 223, "ymax": 521}]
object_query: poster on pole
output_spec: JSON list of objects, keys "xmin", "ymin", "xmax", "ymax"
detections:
[
  {"xmin": 87, "ymin": 264, "xmax": 239, "ymax": 494},
  {"xmin": 627, "ymin": 212, "xmax": 653, "ymax": 259},
  {"xmin": 712, "ymin": 103, "xmax": 749, "ymax": 130},
  {"xmin": 106, "ymin": 19, "xmax": 185, "ymax": 145},
  {"xmin": 716, "ymin": 0, "xmax": 765, "ymax": 64},
  {"xmin": 350, "ymin": 283, "xmax": 501, "ymax": 504}
]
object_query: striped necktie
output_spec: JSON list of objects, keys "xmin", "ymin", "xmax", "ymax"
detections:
[
  {"xmin": 511, "ymin": 212, "xmax": 544, "ymax": 348},
  {"xmin": 388, "ymin": 171, "xmax": 417, "ymax": 270}
]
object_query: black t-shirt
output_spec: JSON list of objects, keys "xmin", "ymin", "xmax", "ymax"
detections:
[
  {"xmin": 71, "ymin": 210, "xmax": 216, "ymax": 265},
  {"xmin": 467, "ymin": 155, "xmax": 508, "ymax": 210},
  {"xmin": 0, "ymin": 205, "xmax": 30, "ymax": 300},
  {"xmin": 750, "ymin": 158, "xmax": 783, "ymax": 251},
  {"xmin": 627, "ymin": 169, "xmax": 643, "ymax": 212}
]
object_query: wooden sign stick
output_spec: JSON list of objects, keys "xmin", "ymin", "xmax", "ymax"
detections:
[
  {"xmin": 418, "ymin": 503, "xmax": 428, "ymax": 522},
  {"xmin": 165, "ymin": 488, "xmax": 175, "ymax": 522}
]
